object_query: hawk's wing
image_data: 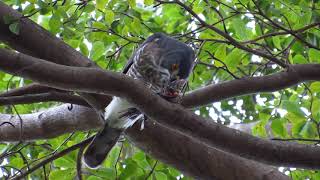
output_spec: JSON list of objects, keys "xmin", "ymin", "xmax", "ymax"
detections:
[{"xmin": 122, "ymin": 33, "xmax": 163, "ymax": 74}]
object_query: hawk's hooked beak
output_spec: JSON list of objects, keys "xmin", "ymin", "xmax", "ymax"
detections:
[{"xmin": 161, "ymin": 79, "xmax": 187, "ymax": 98}]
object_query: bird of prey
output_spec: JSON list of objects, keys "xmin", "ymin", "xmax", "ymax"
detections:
[{"xmin": 83, "ymin": 33, "xmax": 195, "ymax": 168}]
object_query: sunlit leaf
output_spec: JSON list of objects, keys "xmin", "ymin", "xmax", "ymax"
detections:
[
  {"xmin": 155, "ymin": 172, "xmax": 168, "ymax": 180},
  {"xmin": 281, "ymin": 100, "xmax": 305, "ymax": 118},
  {"xmin": 271, "ymin": 118, "xmax": 286, "ymax": 137},
  {"xmin": 96, "ymin": 0, "xmax": 108, "ymax": 10},
  {"xmin": 308, "ymin": 49, "xmax": 320, "ymax": 63},
  {"xmin": 9, "ymin": 21, "xmax": 20, "ymax": 35},
  {"xmin": 105, "ymin": 10, "xmax": 115, "ymax": 25}
]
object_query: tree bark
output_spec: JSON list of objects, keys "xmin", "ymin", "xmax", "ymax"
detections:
[
  {"xmin": 0, "ymin": 104, "xmax": 289, "ymax": 180},
  {"xmin": 1, "ymin": 48, "xmax": 320, "ymax": 169}
]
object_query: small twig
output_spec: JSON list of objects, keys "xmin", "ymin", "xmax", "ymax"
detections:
[
  {"xmin": 204, "ymin": 50, "xmax": 239, "ymax": 79},
  {"xmin": 271, "ymin": 138, "xmax": 320, "ymax": 142},
  {"xmin": 68, "ymin": 104, "xmax": 73, "ymax": 111},
  {"xmin": 156, "ymin": 0, "xmax": 288, "ymax": 68},
  {"xmin": 12, "ymin": 136, "xmax": 94, "ymax": 180},
  {"xmin": 43, "ymin": 165, "xmax": 48, "ymax": 180},
  {"xmin": 0, "ymin": 121, "xmax": 15, "ymax": 127},
  {"xmin": 106, "ymin": 42, "xmax": 131, "ymax": 59},
  {"xmin": 76, "ymin": 146, "xmax": 85, "ymax": 180},
  {"xmin": 114, "ymin": 143, "xmax": 124, "ymax": 180},
  {"xmin": 11, "ymin": 105, "xmax": 23, "ymax": 143},
  {"xmin": 52, "ymin": 132, "xmax": 75, "ymax": 154},
  {"xmin": 144, "ymin": 160, "xmax": 158, "ymax": 180},
  {"xmin": 252, "ymin": 0, "xmax": 320, "ymax": 51}
]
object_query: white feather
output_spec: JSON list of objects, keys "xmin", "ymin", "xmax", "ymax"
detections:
[{"xmin": 105, "ymin": 97, "xmax": 143, "ymax": 129}]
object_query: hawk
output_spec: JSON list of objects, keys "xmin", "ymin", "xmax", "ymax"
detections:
[{"xmin": 83, "ymin": 33, "xmax": 195, "ymax": 168}]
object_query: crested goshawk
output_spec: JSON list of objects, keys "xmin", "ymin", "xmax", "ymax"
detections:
[{"xmin": 83, "ymin": 33, "xmax": 195, "ymax": 168}]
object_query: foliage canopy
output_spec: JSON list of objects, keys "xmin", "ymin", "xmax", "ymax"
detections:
[{"xmin": 1, "ymin": 0, "xmax": 320, "ymax": 179}]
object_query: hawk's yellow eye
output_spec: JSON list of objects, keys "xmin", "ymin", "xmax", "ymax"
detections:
[{"xmin": 172, "ymin": 64, "xmax": 179, "ymax": 71}]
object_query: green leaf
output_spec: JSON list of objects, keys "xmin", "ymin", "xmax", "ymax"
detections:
[
  {"xmin": 285, "ymin": 112, "xmax": 306, "ymax": 123},
  {"xmin": 214, "ymin": 44, "xmax": 226, "ymax": 67},
  {"xmin": 169, "ymin": 167, "xmax": 181, "ymax": 177},
  {"xmin": 80, "ymin": 43, "xmax": 89, "ymax": 57},
  {"xmin": 10, "ymin": 157, "xmax": 24, "ymax": 168},
  {"xmin": 83, "ymin": 4, "xmax": 95, "ymax": 13},
  {"xmin": 105, "ymin": 10, "xmax": 115, "ymax": 25},
  {"xmin": 299, "ymin": 121, "xmax": 317, "ymax": 138},
  {"xmin": 49, "ymin": 14, "xmax": 61, "ymax": 34},
  {"xmin": 131, "ymin": 18, "xmax": 142, "ymax": 34},
  {"xmin": 272, "ymin": 36, "xmax": 281, "ymax": 49},
  {"xmin": 120, "ymin": 160, "xmax": 143, "ymax": 179},
  {"xmin": 271, "ymin": 118, "xmax": 286, "ymax": 137},
  {"xmin": 308, "ymin": 49, "xmax": 320, "ymax": 63},
  {"xmin": 90, "ymin": 41, "xmax": 105, "ymax": 60},
  {"xmin": 54, "ymin": 157, "xmax": 75, "ymax": 169},
  {"xmin": 133, "ymin": 151, "xmax": 150, "ymax": 169},
  {"xmin": 312, "ymin": 98, "xmax": 320, "ymax": 120},
  {"xmin": 9, "ymin": 22, "xmax": 20, "ymax": 35},
  {"xmin": 144, "ymin": 0, "xmax": 154, "ymax": 6},
  {"xmin": 224, "ymin": 49, "xmax": 245, "ymax": 71},
  {"xmin": 310, "ymin": 82, "xmax": 320, "ymax": 92},
  {"xmin": 87, "ymin": 177, "xmax": 102, "ymax": 180},
  {"xmin": 155, "ymin": 172, "xmax": 168, "ymax": 180},
  {"xmin": 292, "ymin": 54, "xmax": 308, "ymax": 64},
  {"xmin": 281, "ymin": 100, "xmax": 305, "ymax": 118},
  {"xmin": 128, "ymin": 0, "xmax": 136, "ymax": 8},
  {"xmin": 92, "ymin": 22, "xmax": 107, "ymax": 30},
  {"xmin": 252, "ymin": 121, "xmax": 268, "ymax": 137},
  {"xmin": 49, "ymin": 170, "xmax": 74, "ymax": 180},
  {"xmin": 96, "ymin": 0, "xmax": 108, "ymax": 10},
  {"xmin": 232, "ymin": 18, "xmax": 249, "ymax": 40},
  {"xmin": 93, "ymin": 168, "xmax": 116, "ymax": 179}
]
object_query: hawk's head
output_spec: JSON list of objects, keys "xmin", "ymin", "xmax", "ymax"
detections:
[
  {"xmin": 146, "ymin": 33, "xmax": 195, "ymax": 98},
  {"xmin": 126, "ymin": 33, "xmax": 195, "ymax": 98}
]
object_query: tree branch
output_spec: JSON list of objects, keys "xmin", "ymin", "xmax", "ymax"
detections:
[
  {"xmin": 1, "ymin": 49, "xmax": 320, "ymax": 169},
  {"xmin": 0, "ymin": 2, "xmax": 94, "ymax": 67},
  {"xmin": 0, "ymin": 104, "xmax": 288, "ymax": 180},
  {"xmin": 181, "ymin": 65, "xmax": 320, "ymax": 107},
  {"xmin": 0, "ymin": 83, "xmax": 57, "ymax": 97},
  {"xmin": 0, "ymin": 1, "xmax": 112, "ymax": 112},
  {"xmin": 0, "ymin": 91, "xmax": 89, "ymax": 107},
  {"xmin": 12, "ymin": 136, "xmax": 94, "ymax": 180}
]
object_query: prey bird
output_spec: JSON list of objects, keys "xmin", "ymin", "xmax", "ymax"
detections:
[{"xmin": 83, "ymin": 33, "xmax": 195, "ymax": 168}]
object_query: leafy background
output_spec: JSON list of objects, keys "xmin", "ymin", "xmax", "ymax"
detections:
[{"xmin": 1, "ymin": 0, "xmax": 320, "ymax": 179}]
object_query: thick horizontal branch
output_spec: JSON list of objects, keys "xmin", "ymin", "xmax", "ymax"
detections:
[
  {"xmin": 0, "ymin": 2, "xmax": 93, "ymax": 67},
  {"xmin": 1, "ymin": 49, "xmax": 320, "ymax": 169},
  {"xmin": 0, "ymin": 91, "xmax": 89, "ymax": 107},
  {"xmin": 0, "ymin": 2, "xmax": 111, "ymax": 111},
  {"xmin": 0, "ymin": 83, "xmax": 57, "ymax": 97},
  {"xmin": 0, "ymin": 104, "xmax": 288, "ymax": 180},
  {"xmin": 182, "ymin": 65, "xmax": 320, "ymax": 107}
]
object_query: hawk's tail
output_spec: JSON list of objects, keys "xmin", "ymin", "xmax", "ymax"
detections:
[{"xmin": 83, "ymin": 125, "xmax": 122, "ymax": 168}]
